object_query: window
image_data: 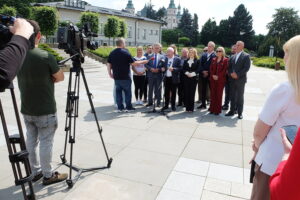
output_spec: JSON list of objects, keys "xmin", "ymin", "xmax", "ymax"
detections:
[
  {"xmin": 150, "ymin": 30, "xmax": 153, "ymax": 35},
  {"xmin": 128, "ymin": 26, "xmax": 132, "ymax": 38},
  {"xmin": 173, "ymin": 19, "xmax": 176, "ymax": 23},
  {"xmin": 143, "ymin": 29, "xmax": 146, "ymax": 40},
  {"xmin": 99, "ymin": 23, "xmax": 104, "ymax": 35},
  {"xmin": 137, "ymin": 28, "xmax": 140, "ymax": 39},
  {"xmin": 155, "ymin": 30, "xmax": 158, "ymax": 35}
]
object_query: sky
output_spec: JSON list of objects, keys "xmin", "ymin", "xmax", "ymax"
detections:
[{"xmin": 84, "ymin": 0, "xmax": 300, "ymax": 35}]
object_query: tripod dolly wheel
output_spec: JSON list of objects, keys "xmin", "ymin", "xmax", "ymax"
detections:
[
  {"xmin": 66, "ymin": 179, "xmax": 73, "ymax": 188},
  {"xmin": 60, "ymin": 155, "xmax": 67, "ymax": 164}
]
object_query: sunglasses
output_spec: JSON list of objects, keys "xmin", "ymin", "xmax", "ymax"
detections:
[
  {"xmin": 203, "ymin": 50, "xmax": 208, "ymax": 52},
  {"xmin": 216, "ymin": 50, "xmax": 222, "ymax": 53}
]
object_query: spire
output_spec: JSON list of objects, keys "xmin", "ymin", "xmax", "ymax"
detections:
[
  {"xmin": 168, "ymin": 0, "xmax": 176, "ymax": 9},
  {"xmin": 126, "ymin": 0, "xmax": 134, "ymax": 9}
]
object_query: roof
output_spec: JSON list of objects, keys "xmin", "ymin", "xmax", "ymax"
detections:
[
  {"xmin": 33, "ymin": 2, "xmax": 163, "ymax": 24},
  {"xmin": 126, "ymin": 0, "xmax": 134, "ymax": 9},
  {"xmin": 168, "ymin": 0, "xmax": 176, "ymax": 9}
]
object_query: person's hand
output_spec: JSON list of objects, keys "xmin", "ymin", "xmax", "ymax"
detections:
[
  {"xmin": 161, "ymin": 67, "xmax": 166, "ymax": 72},
  {"xmin": 169, "ymin": 67, "xmax": 174, "ymax": 72},
  {"xmin": 9, "ymin": 18, "xmax": 34, "ymax": 40},
  {"xmin": 252, "ymin": 139, "xmax": 259, "ymax": 152},
  {"xmin": 212, "ymin": 75, "xmax": 218, "ymax": 81},
  {"xmin": 280, "ymin": 128, "xmax": 292, "ymax": 161},
  {"xmin": 249, "ymin": 152, "xmax": 257, "ymax": 164},
  {"xmin": 203, "ymin": 71, "xmax": 208, "ymax": 77},
  {"xmin": 150, "ymin": 68, "xmax": 155, "ymax": 72},
  {"xmin": 109, "ymin": 73, "xmax": 113, "ymax": 79},
  {"xmin": 231, "ymin": 72, "xmax": 238, "ymax": 79}
]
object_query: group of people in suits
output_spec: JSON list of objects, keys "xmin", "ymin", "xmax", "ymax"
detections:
[{"xmin": 107, "ymin": 38, "xmax": 251, "ymax": 119}]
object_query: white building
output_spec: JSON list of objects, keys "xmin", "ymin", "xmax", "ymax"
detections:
[{"xmin": 34, "ymin": 0, "xmax": 163, "ymax": 46}]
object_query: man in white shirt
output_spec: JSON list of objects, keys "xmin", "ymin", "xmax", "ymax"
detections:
[{"xmin": 161, "ymin": 47, "xmax": 182, "ymax": 111}]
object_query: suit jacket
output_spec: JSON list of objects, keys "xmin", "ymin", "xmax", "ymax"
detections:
[
  {"xmin": 163, "ymin": 56, "xmax": 182, "ymax": 84},
  {"xmin": 209, "ymin": 57, "xmax": 228, "ymax": 83},
  {"xmin": 145, "ymin": 53, "xmax": 165, "ymax": 78},
  {"xmin": 183, "ymin": 58, "xmax": 200, "ymax": 80},
  {"xmin": 199, "ymin": 52, "xmax": 216, "ymax": 74},
  {"xmin": 228, "ymin": 51, "xmax": 251, "ymax": 82}
]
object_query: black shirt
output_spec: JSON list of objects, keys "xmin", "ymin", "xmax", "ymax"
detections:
[
  {"xmin": 0, "ymin": 35, "xmax": 30, "ymax": 91},
  {"xmin": 108, "ymin": 48, "xmax": 134, "ymax": 80}
]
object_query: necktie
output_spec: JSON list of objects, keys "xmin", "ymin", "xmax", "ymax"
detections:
[{"xmin": 154, "ymin": 54, "xmax": 157, "ymax": 68}]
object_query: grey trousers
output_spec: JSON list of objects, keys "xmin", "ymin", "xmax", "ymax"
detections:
[
  {"xmin": 148, "ymin": 74, "xmax": 162, "ymax": 105},
  {"xmin": 23, "ymin": 113, "xmax": 57, "ymax": 178}
]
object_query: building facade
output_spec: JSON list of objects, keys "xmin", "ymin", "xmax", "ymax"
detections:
[{"xmin": 35, "ymin": 0, "xmax": 162, "ymax": 46}]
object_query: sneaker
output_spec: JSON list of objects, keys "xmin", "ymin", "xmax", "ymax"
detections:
[
  {"xmin": 117, "ymin": 109, "xmax": 124, "ymax": 113},
  {"xmin": 32, "ymin": 172, "xmax": 43, "ymax": 182},
  {"xmin": 135, "ymin": 101, "xmax": 140, "ymax": 105},
  {"xmin": 126, "ymin": 107, "xmax": 136, "ymax": 112},
  {"xmin": 42, "ymin": 171, "xmax": 68, "ymax": 186},
  {"xmin": 139, "ymin": 100, "xmax": 144, "ymax": 105}
]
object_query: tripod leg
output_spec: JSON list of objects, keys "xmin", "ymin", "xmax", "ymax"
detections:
[{"xmin": 80, "ymin": 68, "xmax": 113, "ymax": 167}]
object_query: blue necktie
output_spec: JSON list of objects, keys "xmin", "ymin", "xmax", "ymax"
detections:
[{"xmin": 154, "ymin": 54, "xmax": 157, "ymax": 69}]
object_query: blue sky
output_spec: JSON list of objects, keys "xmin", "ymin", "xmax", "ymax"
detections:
[{"xmin": 85, "ymin": 0, "xmax": 300, "ymax": 35}]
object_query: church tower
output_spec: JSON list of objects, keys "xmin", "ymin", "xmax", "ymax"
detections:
[
  {"xmin": 166, "ymin": 0, "xmax": 178, "ymax": 29},
  {"xmin": 125, "ymin": 0, "xmax": 135, "ymax": 14}
]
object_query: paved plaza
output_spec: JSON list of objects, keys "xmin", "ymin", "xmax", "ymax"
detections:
[{"xmin": 0, "ymin": 57, "xmax": 287, "ymax": 200}]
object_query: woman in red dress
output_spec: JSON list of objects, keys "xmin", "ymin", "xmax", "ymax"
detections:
[{"xmin": 209, "ymin": 47, "xmax": 228, "ymax": 115}]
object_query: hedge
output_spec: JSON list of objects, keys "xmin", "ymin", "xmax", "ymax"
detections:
[
  {"xmin": 252, "ymin": 57, "xmax": 285, "ymax": 70},
  {"xmin": 38, "ymin": 43, "xmax": 64, "ymax": 62},
  {"xmin": 90, "ymin": 47, "xmax": 137, "ymax": 58}
]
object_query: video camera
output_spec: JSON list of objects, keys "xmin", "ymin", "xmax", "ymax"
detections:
[
  {"xmin": 0, "ymin": 14, "xmax": 35, "ymax": 50},
  {"xmin": 57, "ymin": 22, "xmax": 98, "ymax": 61}
]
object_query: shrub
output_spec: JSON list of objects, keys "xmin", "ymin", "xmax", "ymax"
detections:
[
  {"xmin": 38, "ymin": 43, "xmax": 64, "ymax": 62},
  {"xmin": 178, "ymin": 37, "xmax": 191, "ymax": 46},
  {"xmin": 252, "ymin": 56, "xmax": 285, "ymax": 70},
  {"xmin": 90, "ymin": 47, "xmax": 137, "ymax": 58}
]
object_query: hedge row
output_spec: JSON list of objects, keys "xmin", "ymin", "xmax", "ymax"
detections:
[
  {"xmin": 252, "ymin": 57, "xmax": 285, "ymax": 70},
  {"xmin": 38, "ymin": 43, "xmax": 64, "ymax": 62},
  {"xmin": 90, "ymin": 47, "xmax": 137, "ymax": 58}
]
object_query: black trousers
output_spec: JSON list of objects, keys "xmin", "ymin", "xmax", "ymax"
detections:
[
  {"xmin": 184, "ymin": 77, "xmax": 197, "ymax": 111},
  {"xmin": 133, "ymin": 75, "xmax": 146, "ymax": 100},
  {"xmin": 143, "ymin": 76, "xmax": 148, "ymax": 101},
  {"xmin": 178, "ymin": 74, "xmax": 185, "ymax": 105},
  {"xmin": 229, "ymin": 79, "xmax": 246, "ymax": 115},
  {"xmin": 164, "ymin": 77, "xmax": 178, "ymax": 108},
  {"xmin": 201, "ymin": 76, "xmax": 210, "ymax": 106},
  {"xmin": 224, "ymin": 76, "xmax": 230, "ymax": 106}
]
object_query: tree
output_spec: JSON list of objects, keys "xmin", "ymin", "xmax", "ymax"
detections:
[
  {"xmin": 216, "ymin": 19, "xmax": 231, "ymax": 47},
  {"xmin": 179, "ymin": 37, "xmax": 191, "ymax": 46},
  {"xmin": 118, "ymin": 19, "xmax": 127, "ymax": 38},
  {"xmin": 104, "ymin": 16, "xmax": 120, "ymax": 46},
  {"xmin": 0, "ymin": 5, "xmax": 17, "ymax": 16},
  {"xmin": 267, "ymin": 8, "xmax": 300, "ymax": 48},
  {"xmin": 79, "ymin": 11, "xmax": 99, "ymax": 34},
  {"xmin": 156, "ymin": 7, "xmax": 167, "ymax": 25},
  {"xmin": 191, "ymin": 13, "xmax": 199, "ymax": 46},
  {"xmin": 178, "ymin": 8, "xmax": 193, "ymax": 40},
  {"xmin": 145, "ymin": 4, "xmax": 156, "ymax": 20},
  {"xmin": 32, "ymin": 6, "xmax": 58, "ymax": 38},
  {"xmin": 200, "ymin": 18, "xmax": 218, "ymax": 45},
  {"xmin": 228, "ymin": 4, "xmax": 255, "ymax": 47},
  {"xmin": 0, "ymin": 0, "xmax": 31, "ymax": 18},
  {"xmin": 162, "ymin": 28, "xmax": 182, "ymax": 45}
]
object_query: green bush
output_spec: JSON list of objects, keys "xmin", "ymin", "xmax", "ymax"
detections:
[
  {"xmin": 90, "ymin": 47, "xmax": 137, "ymax": 58},
  {"xmin": 252, "ymin": 56, "xmax": 285, "ymax": 70},
  {"xmin": 38, "ymin": 43, "xmax": 64, "ymax": 62}
]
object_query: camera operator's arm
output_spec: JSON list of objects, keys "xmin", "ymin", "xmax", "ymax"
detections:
[
  {"xmin": 131, "ymin": 60, "xmax": 148, "ymax": 67},
  {"xmin": 0, "ymin": 19, "xmax": 33, "ymax": 89},
  {"xmin": 48, "ymin": 53, "xmax": 64, "ymax": 83},
  {"xmin": 52, "ymin": 70, "xmax": 64, "ymax": 83}
]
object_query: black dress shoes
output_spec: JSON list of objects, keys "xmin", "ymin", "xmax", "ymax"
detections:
[
  {"xmin": 238, "ymin": 114, "xmax": 243, "ymax": 119},
  {"xmin": 145, "ymin": 103, "xmax": 153, "ymax": 107},
  {"xmin": 172, "ymin": 107, "xmax": 176, "ymax": 111},
  {"xmin": 225, "ymin": 111, "xmax": 235, "ymax": 116},
  {"xmin": 161, "ymin": 106, "xmax": 168, "ymax": 111},
  {"xmin": 222, "ymin": 105, "xmax": 229, "ymax": 110},
  {"xmin": 197, "ymin": 104, "xmax": 207, "ymax": 109}
]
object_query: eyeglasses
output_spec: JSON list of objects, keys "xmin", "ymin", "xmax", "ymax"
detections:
[
  {"xmin": 216, "ymin": 50, "xmax": 222, "ymax": 53},
  {"xmin": 203, "ymin": 50, "xmax": 208, "ymax": 52}
]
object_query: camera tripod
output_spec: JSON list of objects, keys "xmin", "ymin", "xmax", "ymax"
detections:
[
  {"xmin": 0, "ymin": 84, "xmax": 35, "ymax": 200},
  {"xmin": 59, "ymin": 55, "xmax": 113, "ymax": 188}
]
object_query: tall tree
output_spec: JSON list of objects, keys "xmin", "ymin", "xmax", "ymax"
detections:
[
  {"xmin": 228, "ymin": 4, "xmax": 255, "ymax": 47},
  {"xmin": 267, "ymin": 8, "xmax": 300, "ymax": 46},
  {"xmin": 200, "ymin": 18, "xmax": 218, "ymax": 45},
  {"xmin": 191, "ymin": 13, "xmax": 199, "ymax": 46},
  {"xmin": 162, "ymin": 28, "xmax": 182, "ymax": 45},
  {"xmin": 156, "ymin": 7, "xmax": 167, "ymax": 25},
  {"xmin": 104, "ymin": 16, "xmax": 120, "ymax": 46},
  {"xmin": 216, "ymin": 19, "xmax": 231, "ymax": 47},
  {"xmin": 79, "ymin": 11, "xmax": 99, "ymax": 34},
  {"xmin": 178, "ymin": 8, "xmax": 193, "ymax": 40},
  {"xmin": 32, "ymin": 6, "xmax": 58, "ymax": 38},
  {"xmin": 118, "ymin": 19, "xmax": 127, "ymax": 38},
  {"xmin": 0, "ymin": 0, "xmax": 31, "ymax": 18},
  {"xmin": 145, "ymin": 4, "xmax": 156, "ymax": 20}
]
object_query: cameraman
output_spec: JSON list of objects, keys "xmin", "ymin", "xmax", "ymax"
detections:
[
  {"xmin": 17, "ymin": 20, "xmax": 67, "ymax": 185},
  {"xmin": 0, "ymin": 18, "xmax": 33, "ymax": 90}
]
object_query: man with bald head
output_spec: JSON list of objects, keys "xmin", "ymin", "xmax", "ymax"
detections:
[
  {"xmin": 225, "ymin": 41, "xmax": 251, "ymax": 119},
  {"xmin": 161, "ymin": 47, "xmax": 182, "ymax": 111}
]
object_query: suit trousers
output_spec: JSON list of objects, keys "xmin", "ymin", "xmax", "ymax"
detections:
[
  {"xmin": 229, "ymin": 79, "xmax": 246, "ymax": 115},
  {"xmin": 148, "ymin": 74, "xmax": 162, "ymax": 105},
  {"xmin": 164, "ymin": 77, "xmax": 178, "ymax": 108},
  {"xmin": 209, "ymin": 80, "xmax": 225, "ymax": 114},
  {"xmin": 224, "ymin": 76, "xmax": 230, "ymax": 106},
  {"xmin": 184, "ymin": 77, "xmax": 197, "ymax": 111},
  {"xmin": 178, "ymin": 73, "xmax": 185, "ymax": 105},
  {"xmin": 201, "ymin": 76, "xmax": 210, "ymax": 106},
  {"xmin": 198, "ymin": 77, "xmax": 210, "ymax": 102}
]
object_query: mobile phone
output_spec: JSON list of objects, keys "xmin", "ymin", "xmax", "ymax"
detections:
[{"xmin": 282, "ymin": 125, "xmax": 298, "ymax": 144}]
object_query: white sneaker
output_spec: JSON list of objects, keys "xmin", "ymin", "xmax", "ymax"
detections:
[
  {"xmin": 135, "ymin": 101, "xmax": 140, "ymax": 105},
  {"xmin": 139, "ymin": 100, "xmax": 144, "ymax": 105}
]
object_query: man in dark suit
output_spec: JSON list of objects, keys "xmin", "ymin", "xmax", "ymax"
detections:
[
  {"xmin": 178, "ymin": 48, "xmax": 189, "ymax": 106},
  {"xmin": 198, "ymin": 41, "xmax": 216, "ymax": 109},
  {"xmin": 145, "ymin": 43, "xmax": 165, "ymax": 107},
  {"xmin": 161, "ymin": 47, "xmax": 182, "ymax": 111},
  {"xmin": 225, "ymin": 41, "xmax": 251, "ymax": 119}
]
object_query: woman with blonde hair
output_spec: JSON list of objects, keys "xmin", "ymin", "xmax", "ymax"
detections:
[
  {"xmin": 250, "ymin": 35, "xmax": 300, "ymax": 200},
  {"xmin": 209, "ymin": 47, "xmax": 228, "ymax": 115},
  {"xmin": 182, "ymin": 48, "xmax": 200, "ymax": 112},
  {"xmin": 131, "ymin": 46, "xmax": 147, "ymax": 105}
]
